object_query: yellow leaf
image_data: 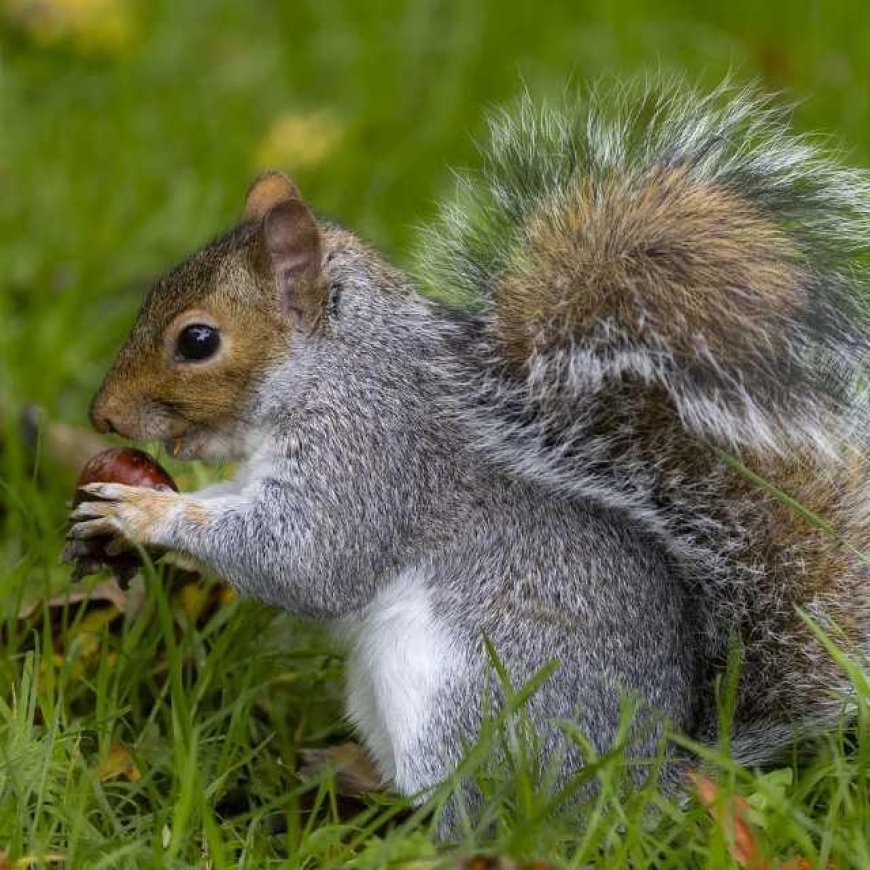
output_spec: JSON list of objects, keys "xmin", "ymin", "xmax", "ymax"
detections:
[
  {"xmin": 176, "ymin": 581, "xmax": 209, "ymax": 622},
  {"xmin": 17, "ymin": 577, "xmax": 129, "ymax": 621},
  {"xmin": 2, "ymin": 0, "xmax": 136, "ymax": 56},
  {"xmin": 95, "ymin": 742, "xmax": 141, "ymax": 783},
  {"xmin": 254, "ymin": 111, "xmax": 344, "ymax": 171},
  {"xmin": 64, "ymin": 605, "xmax": 122, "ymax": 673},
  {"xmin": 218, "ymin": 584, "xmax": 237, "ymax": 605},
  {"xmin": 11, "ymin": 854, "xmax": 65, "ymax": 868}
]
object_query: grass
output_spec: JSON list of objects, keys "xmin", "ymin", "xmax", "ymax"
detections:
[{"xmin": 2, "ymin": 0, "xmax": 870, "ymax": 865}]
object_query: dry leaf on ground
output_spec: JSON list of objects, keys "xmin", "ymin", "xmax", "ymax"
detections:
[
  {"xmin": 298, "ymin": 741, "xmax": 386, "ymax": 797},
  {"xmin": 95, "ymin": 743, "xmax": 141, "ymax": 783},
  {"xmin": 691, "ymin": 770, "xmax": 834, "ymax": 870},
  {"xmin": 17, "ymin": 577, "xmax": 134, "ymax": 621}
]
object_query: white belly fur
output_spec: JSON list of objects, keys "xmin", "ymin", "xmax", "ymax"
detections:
[{"xmin": 342, "ymin": 568, "xmax": 456, "ymax": 796}]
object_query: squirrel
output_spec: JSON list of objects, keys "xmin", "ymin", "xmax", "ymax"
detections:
[{"xmin": 64, "ymin": 81, "xmax": 870, "ymax": 816}]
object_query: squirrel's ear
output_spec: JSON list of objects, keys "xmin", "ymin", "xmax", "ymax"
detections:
[
  {"xmin": 262, "ymin": 198, "xmax": 325, "ymax": 324},
  {"xmin": 243, "ymin": 171, "xmax": 301, "ymax": 222}
]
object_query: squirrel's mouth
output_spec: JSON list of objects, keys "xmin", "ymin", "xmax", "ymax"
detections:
[
  {"xmin": 162, "ymin": 432, "xmax": 202, "ymax": 461},
  {"xmin": 162, "ymin": 425, "xmax": 244, "ymax": 462}
]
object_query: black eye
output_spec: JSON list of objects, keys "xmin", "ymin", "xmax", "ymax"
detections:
[{"xmin": 175, "ymin": 324, "xmax": 221, "ymax": 361}]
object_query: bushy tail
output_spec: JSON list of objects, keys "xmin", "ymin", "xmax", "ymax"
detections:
[{"xmin": 419, "ymin": 79, "xmax": 870, "ymax": 758}]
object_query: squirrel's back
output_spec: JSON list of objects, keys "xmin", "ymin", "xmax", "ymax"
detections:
[{"xmin": 419, "ymin": 80, "xmax": 870, "ymax": 759}]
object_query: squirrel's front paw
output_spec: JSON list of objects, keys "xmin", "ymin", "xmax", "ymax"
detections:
[{"xmin": 65, "ymin": 483, "xmax": 182, "ymax": 556}]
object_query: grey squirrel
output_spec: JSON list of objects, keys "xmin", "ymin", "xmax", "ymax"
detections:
[{"xmin": 64, "ymin": 81, "xmax": 870, "ymax": 812}]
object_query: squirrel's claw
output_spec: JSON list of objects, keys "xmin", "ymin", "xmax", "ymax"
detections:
[
  {"xmin": 67, "ymin": 516, "xmax": 123, "ymax": 540},
  {"xmin": 61, "ymin": 539, "xmax": 96, "ymax": 563},
  {"xmin": 70, "ymin": 558, "xmax": 105, "ymax": 582},
  {"xmin": 70, "ymin": 500, "xmax": 114, "ymax": 521},
  {"xmin": 104, "ymin": 537, "xmax": 132, "ymax": 558},
  {"xmin": 67, "ymin": 483, "xmax": 180, "ymax": 555}
]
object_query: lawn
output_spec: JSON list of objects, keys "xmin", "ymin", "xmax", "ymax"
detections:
[{"xmin": 1, "ymin": 0, "xmax": 869, "ymax": 866}]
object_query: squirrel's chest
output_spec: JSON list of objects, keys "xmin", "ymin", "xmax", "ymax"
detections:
[{"xmin": 340, "ymin": 569, "xmax": 458, "ymax": 796}]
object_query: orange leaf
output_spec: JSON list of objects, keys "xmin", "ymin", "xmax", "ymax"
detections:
[{"xmin": 690, "ymin": 770, "xmax": 767, "ymax": 869}]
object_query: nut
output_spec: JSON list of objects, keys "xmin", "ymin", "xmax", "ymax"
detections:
[{"xmin": 70, "ymin": 448, "xmax": 177, "ymax": 584}]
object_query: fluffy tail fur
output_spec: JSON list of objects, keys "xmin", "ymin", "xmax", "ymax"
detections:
[{"xmin": 419, "ymin": 80, "xmax": 870, "ymax": 760}]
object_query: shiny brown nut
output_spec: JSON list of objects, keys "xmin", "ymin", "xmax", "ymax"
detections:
[
  {"xmin": 71, "ymin": 447, "xmax": 177, "ymax": 582},
  {"xmin": 74, "ymin": 447, "xmax": 177, "ymax": 498}
]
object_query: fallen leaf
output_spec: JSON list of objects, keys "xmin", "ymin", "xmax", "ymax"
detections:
[
  {"xmin": 298, "ymin": 741, "xmax": 386, "ymax": 797},
  {"xmin": 691, "ymin": 770, "xmax": 766, "ymax": 869},
  {"xmin": 95, "ymin": 743, "xmax": 141, "ymax": 783},
  {"xmin": 167, "ymin": 574, "xmax": 235, "ymax": 629},
  {"xmin": 218, "ymin": 585, "xmax": 237, "ymax": 605},
  {"xmin": 17, "ymin": 578, "xmax": 130, "ymax": 621},
  {"xmin": 2, "ymin": 0, "xmax": 137, "ymax": 56},
  {"xmin": 254, "ymin": 111, "xmax": 344, "ymax": 170},
  {"xmin": 690, "ymin": 770, "xmax": 835, "ymax": 870},
  {"xmin": 18, "ymin": 578, "xmax": 148, "ymax": 680},
  {"xmin": 177, "ymin": 581, "xmax": 210, "ymax": 623},
  {"xmin": 10, "ymin": 855, "xmax": 65, "ymax": 868}
]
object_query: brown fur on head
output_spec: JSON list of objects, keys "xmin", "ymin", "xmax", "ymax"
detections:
[{"xmin": 90, "ymin": 171, "xmax": 331, "ymax": 459}]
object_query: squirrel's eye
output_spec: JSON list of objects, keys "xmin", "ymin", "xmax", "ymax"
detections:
[{"xmin": 175, "ymin": 324, "xmax": 221, "ymax": 362}]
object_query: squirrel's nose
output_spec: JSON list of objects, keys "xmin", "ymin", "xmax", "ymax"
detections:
[
  {"xmin": 89, "ymin": 393, "xmax": 121, "ymax": 435},
  {"xmin": 92, "ymin": 412, "xmax": 118, "ymax": 435}
]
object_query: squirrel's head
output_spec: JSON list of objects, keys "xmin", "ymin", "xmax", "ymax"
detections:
[{"xmin": 90, "ymin": 172, "xmax": 334, "ymax": 459}]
